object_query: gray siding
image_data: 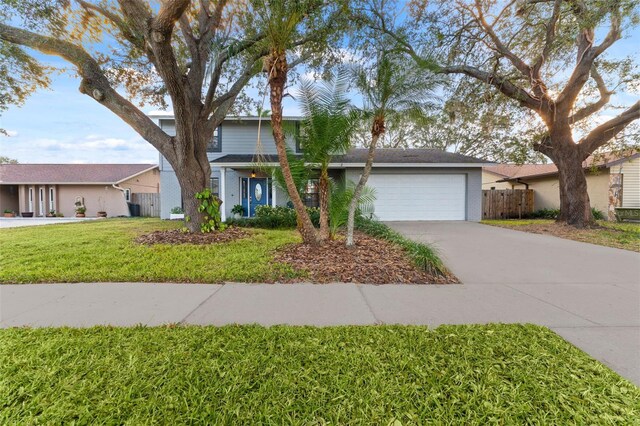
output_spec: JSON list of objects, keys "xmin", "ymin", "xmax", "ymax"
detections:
[
  {"xmin": 160, "ymin": 170, "xmax": 181, "ymax": 219},
  {"xmin": 345, "ymin": 167, "xmax": 482, "ymax": 221},
  {"xmin": 158, "ymin": 118, "xmax": 297, "ymax": 169}
]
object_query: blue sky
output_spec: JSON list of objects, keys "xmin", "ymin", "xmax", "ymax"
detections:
[{"xmin": 0, "ymin": 13, "xmax": 638, "ymax": 164}]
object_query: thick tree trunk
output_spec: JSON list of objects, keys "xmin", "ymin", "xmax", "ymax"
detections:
[
  {"xmin": 319, "ymin": 167, "xmax": 330, "ymax": 240},
  {"xmin": 266, "ymin": 52, "xmax": 320, "ymax": 245},
  {"xmin": 172, "ymin": 148, "xmax": 211, "ymax": 232},
  {"xmin": 554, "ymin": 150, "xmax": 593, "ymax": 227},
  {"xmin": 346, "ymin": 118, "xmax": 383, "ymax": 247}
]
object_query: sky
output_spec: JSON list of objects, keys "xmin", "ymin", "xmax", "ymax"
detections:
[{"xmin": 0, "ymin": 7, "xmax": 638, "ymax": 165}]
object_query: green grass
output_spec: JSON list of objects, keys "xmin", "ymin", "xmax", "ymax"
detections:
[
  {"xmin": 0, "ymin": 218, "xmax": 303, "ymax": 283},
  {"xmin": 482, "ymin": 219, "xmax": 640, "ymax": 252},
  {"xmin": 0, "ymin": 324, "xmax": 637, "ymax": 424}
]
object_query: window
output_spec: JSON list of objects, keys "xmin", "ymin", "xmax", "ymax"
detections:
[
  {"xmin": 302, "ymin": 179, "xmax": 319, "ymax": 208},
  {"xmin": 207, "ymin": 126, "xmax": 222, "ymax": 152},
  {"xmin": 49, "ymin": 188, "xmax": 55, "ymax": 211},
  {"xmin": 295, "ymin": 122, "xmax": 305, "ymax": 153},
  {"xmin": 28, "ymin": 187, "xmax": 34, "ymax": 212},
  {"xmin": 38, "ymin": 188, "xmax": 45, "ymax": 216},
  {"xmin": 124, "ymin": 188, "xmax": 131, "ymax": 202},
  {"xmin": 209, "ymin": 177, "xmax": 220, "ymax": 197}
]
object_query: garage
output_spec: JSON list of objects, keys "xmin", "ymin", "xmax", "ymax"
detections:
[{"xmin": 367, "ymin": 174, "xmax": 467, "ymax": 221}]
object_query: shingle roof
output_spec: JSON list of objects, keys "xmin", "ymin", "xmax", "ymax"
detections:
[
  {"xmin": 0, "ymin": 164, "xmax": 157, "ymax": 184},
  {"xmin": 211, "ymin": 149, "xmax": 486, "ymax": 165},
  {"xmin": 485, "ymin": 150, "xmax": 639, "ymax": 181}
]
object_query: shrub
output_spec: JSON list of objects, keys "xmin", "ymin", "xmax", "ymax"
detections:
[
  {"xmin": 528, "ymin": 207, "xmax": 605, "ymax": 220},
  {"xmin": 226, "ymin": 205, "xmax": 320, "ymax": 229},
  {"xmin": 529, "ymin": 208, "xmax": 560, "ymax": 219},
  {"xmin": 170, "ymin": 206, "xmax": 183, "ymax": 214},
  {"xmin": 591, "ymin": 208, "xmax": 605, "ymax": 220},
  {"xmin": 195, "ymin": 188, "xmax": 224, "ymax": 232},
  {"xmin": 355, "ymin": 217, "xmax": 448, "ymax": 278}
]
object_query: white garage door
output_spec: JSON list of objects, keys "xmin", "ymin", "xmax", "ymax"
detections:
[{"xmin": 367, "ymin": 174, "xmax": 466, "ymax": 221}]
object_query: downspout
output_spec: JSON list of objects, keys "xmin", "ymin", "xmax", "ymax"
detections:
[{"xmin": 112, "ymin": 183, "xmax": 130, "ymax": 217}]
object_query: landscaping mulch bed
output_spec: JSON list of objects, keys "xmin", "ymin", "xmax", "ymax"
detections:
[
  {"xmin": 275, "ymin": 232, "xmax": 458, "ymax": 284},
  {"xmin": 135, "ymin": 227, "xmax": 248, "ymax": 245}
]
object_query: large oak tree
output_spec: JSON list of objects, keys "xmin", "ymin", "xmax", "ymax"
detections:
[
  {"xmin": 0, "ymin": 0, "xmax": 336, "ymax": 231},
  {"xmin": 380, "ymin": 0, "xmax": 640, "ymax": 227}
]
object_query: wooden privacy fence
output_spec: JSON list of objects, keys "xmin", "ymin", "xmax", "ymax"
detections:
[
  {"xmin": 131, "ymin": 193, "xmax": 160, "ymax": 217},
  {"xmin": 482, "ymin": 189, "xmax": 534, "ymax": 220}
]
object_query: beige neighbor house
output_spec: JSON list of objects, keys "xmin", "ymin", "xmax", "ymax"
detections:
[
  {"xmin": 0, "ymin": 164, "xmax": 159, "ymax": 218},
  {"xmin": 483, "ymin": 151, "xmax": 640, "ymax": 220}
]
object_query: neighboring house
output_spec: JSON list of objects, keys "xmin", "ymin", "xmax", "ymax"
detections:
[
  {"xmin": 151, "ymin": 113, "xmax": 487, "ymax": 221},
  {"xmin": 0, "ymin": 164, "xmax": 159, "ymax": 217},
  {"xmin": 483, "ymin": 151, "xmax": 640, "ymax": 220}
]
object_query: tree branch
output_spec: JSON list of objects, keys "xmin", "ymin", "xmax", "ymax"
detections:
[
  {"xmin": 0, "ymin": 22, "xmax": 172, "ymax": 154},
  {"xmin": 556, "ymin": 3, "xmax": 620, "ymax": 115},
  {"xmin": 568, "ymin": 66, "xmax": 611, "ymax": 123},
  {"xmin": 530, "ymin": 0, "xmax": 561, "ymax": 92},
  {"xmin": 471, "ymin": 0, "xmax": 532, "ymax": 79},
  {"xmin": 440, "ymin": 65, "xmax": 544, "ymax": 112},
  {"xmin": 579, "ymin": 101, "xmax": 640, "ymax": 154}
]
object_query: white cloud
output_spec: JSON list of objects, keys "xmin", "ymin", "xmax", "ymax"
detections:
[{"xmin": 0, "ymin": 134, "xmax": 158, "ymax": 164}]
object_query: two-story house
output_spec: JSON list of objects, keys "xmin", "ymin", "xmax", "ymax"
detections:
[{"xmin": 151, "ymin": 112, "xmax": 486, "ymax": 221}]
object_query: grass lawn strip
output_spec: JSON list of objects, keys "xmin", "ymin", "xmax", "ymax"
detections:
[
  {"xmin": 482, "ymin": 219, "xmax": 640, "ymax": 252},
  {"xmin": 1, "ymin": 324, "xmax": 637, "ymax": 424},
  {"xmin": 0, "ymin": 218, "xmax": 453, "ymax": 284},
  {"xmin": 0, "ymin": 219, "xmax": 302, "ymax": 283}
]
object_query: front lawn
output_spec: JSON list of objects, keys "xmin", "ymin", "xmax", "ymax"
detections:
[
  {"xmin": 482, "ymin": 219, "xmax": 640, "ymax": 252},
  {"xmin": 0, "ymin": 219, "xmax": 302, "ymax": 283},
  {"xmin": 0, "ymin": 324, "xmax": 637, "ymax": 424}
]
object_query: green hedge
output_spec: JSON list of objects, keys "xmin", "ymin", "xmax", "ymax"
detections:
[
  {"xmin": 355, "ymin": 217, "xmax": 448, "ymax": 278},
  {"xmin": 226, "ymin": 205, "xmax": 320, "ymax": 229},
  {"xmin": 527, "ymin": 207, "xmax": 605, "ymax": 220}
]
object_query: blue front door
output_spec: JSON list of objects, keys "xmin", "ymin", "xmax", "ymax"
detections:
[{"xmin": 242, "ymin": 178, "xmax": 269, "ymax": 217}]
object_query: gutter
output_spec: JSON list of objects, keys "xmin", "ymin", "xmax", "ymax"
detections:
[{"xmin": 112, "ymin": 183, "xmax": 131, "ymax": 217}]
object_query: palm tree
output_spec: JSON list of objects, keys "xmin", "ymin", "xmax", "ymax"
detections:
[
  {"xmin": 297, "ymin": 69, "xmax": 358, "ymax": 240},
  {"xmin": 258, "ymin": 0, "xmax": 322, "ymax": 245},
  {"xmin": 346, "ymin": 51, "xmax": 438, "ymax": 246}
]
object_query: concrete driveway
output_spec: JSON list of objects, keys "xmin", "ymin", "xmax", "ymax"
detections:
[
  {"xmin": 387, "ymin": 221, "xmax": 640, "ymax": 384},
  {"xmin": 0, "ymin": 217, "xmax": 95, "ymax": 228}
]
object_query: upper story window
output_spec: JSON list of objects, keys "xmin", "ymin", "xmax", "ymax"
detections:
[
  {"xmin": 207, "ymin": 126, "xmax": 222, "ymax": 152},
  {"xmin": 295, "ymin": 122, "xmax": 305, "ymax": 153}
]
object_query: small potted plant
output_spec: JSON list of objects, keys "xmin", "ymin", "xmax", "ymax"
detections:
[
  {"xmin": 3, "ymin": 209, "xmax": 15, "ymax": 218},
  {"xmin": 231, "ymin": 204, "xmax": 244, "ymax": 218},
  {"xmin": 46, "ymin": 209, "xmax": 55, "ymax": 217},
  {"xmin": 170, "ymin": 206, "xmax": 184, "ymax": 220},
  {"xmin": 97, "ymin": 210, "xmax": 107, "ymax": 218},
  {"xmin": 75, "ymin": 206, "xmax": 87, "ymax": 218}
]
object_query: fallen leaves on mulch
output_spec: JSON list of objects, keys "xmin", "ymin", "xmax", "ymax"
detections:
[
  {"xmin": 135, "ymin": 227, "xmax": 248, "ymax": 245},
  {"xmin": 275, "ymin": 232, "xmax": 457, "ymax": 284}
]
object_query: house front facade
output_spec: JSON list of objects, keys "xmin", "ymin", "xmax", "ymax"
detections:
[
  {"xmin": 152, "ymin": 113, "xmax": 486, "ymax": 222},
  {"xmin": 0, "ymin": 164, "xmax": 159, "ymax": 217}
]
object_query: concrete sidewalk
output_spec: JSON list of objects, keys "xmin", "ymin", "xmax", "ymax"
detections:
[{"xmin": 1, "ymin": 281, "xmax": 638, "ymax": 385}]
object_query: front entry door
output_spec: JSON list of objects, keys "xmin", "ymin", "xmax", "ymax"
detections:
[{"xmin": 242, "ymin": 178, "xmax": 269, "ymax": 217}]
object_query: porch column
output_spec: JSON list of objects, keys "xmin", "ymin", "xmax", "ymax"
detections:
[
  {"xmin": 220, "ymin": 167, "xmax": 227, "ymax": 222},
  {"xmin": 271, "ymin": 174, "xmax": 277, "ymax": 207}
]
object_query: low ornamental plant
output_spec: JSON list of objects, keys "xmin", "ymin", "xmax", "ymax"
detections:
[{"xmin": 195, "ymin": 188, "xmax": 224, "ymax": 233}]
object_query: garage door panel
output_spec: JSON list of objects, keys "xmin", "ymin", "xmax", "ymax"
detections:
[{"xmin": 368, "ymin": 174, "xmax": 466, "ymax": 221}]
